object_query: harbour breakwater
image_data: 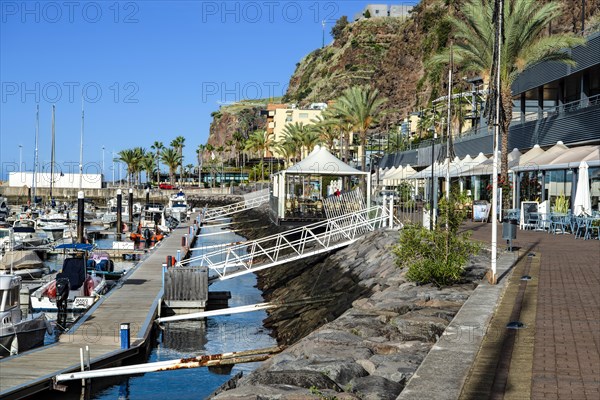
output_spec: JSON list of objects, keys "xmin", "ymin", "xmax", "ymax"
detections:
[{"xmin": 213, "ymin": 206, "xmax": 489, "ymax": 399}]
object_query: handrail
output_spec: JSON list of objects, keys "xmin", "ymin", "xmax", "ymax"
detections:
[
  {"xmin": 179, "ymin": 205, "xmax": 390, "ymax": 281},
  {"xmin": 203, "ymin": 190, "xmax": 269, "ymax": 221}
]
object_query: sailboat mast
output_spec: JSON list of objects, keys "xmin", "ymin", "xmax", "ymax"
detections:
[
  {"xmin": 79, "ymin": 95, "xmax": 84, "ymax": 190},
  {"xmin": 50, "ymin": 105, "xmax": 55, "ymax": 200},
  {"xmin": 32, "ymin": 105, "xmax": 39, "ymax": 202}
]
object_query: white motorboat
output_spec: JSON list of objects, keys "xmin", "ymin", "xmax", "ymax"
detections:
[
  {"xmin": 40, "ymin": 222, "xmax": 69, "ymax": 241},
  {"xmin": 30, "ymin": 244, "xmax": 108, "ymax": 312},
  {"xmin": 166, "ymin": 190, "xmax": 189, "ymax": 222},
  {"xmin": 0, "ymin": 275, "xmax": 51, "ymax": 357},
  {"xmin": 12, "ymin": 219, "xmax": 50, "ymax": 248}
]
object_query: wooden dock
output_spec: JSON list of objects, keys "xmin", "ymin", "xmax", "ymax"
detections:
[{"xmin": 0, "ymin": 216, "xmax": 204, "ymax": 400}]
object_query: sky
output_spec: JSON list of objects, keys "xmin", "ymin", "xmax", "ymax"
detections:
[{"xmin": 0, "ymin": 1, "xmax": 417, "ymax": 181}]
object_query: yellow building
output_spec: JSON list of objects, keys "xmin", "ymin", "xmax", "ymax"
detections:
[{"xmin": 267, "ymin": 105, "xmax": 324, "ymax": 157}]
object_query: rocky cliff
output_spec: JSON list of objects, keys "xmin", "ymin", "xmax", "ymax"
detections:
[{"xmin": 205, "ymin": 0, "xmax": 599, "ymax": 150}]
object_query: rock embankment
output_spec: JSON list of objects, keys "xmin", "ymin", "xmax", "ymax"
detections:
[{"xmin": 213, "ymin": 215, "xmax": 488, "ymax": 399}]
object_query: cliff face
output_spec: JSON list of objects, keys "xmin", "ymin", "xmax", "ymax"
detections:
[
  {"xmin": 205, "ymin": 0, "xmax": 599, "ymax": 146},
  {"xmin": 283, "ymin": 0, "xmax": 599, "ymax": 128},
  {"xmin": 206, "ymin": 103, "xmax": 267, "ymax": 153}
]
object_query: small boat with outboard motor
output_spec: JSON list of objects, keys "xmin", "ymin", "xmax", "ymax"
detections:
[{"xmin": 30, "ymin": 244, "xmax": 108, "ymax": 312}]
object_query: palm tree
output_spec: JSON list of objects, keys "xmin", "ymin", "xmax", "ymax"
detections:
[
  {"xmin": 272, "ymin": 141, "xmax": 296, "ymax": 167},
  {"xmin": 170, "ymin": 136, "xmax": 186, "ymax": 185},
  {"xmin": 150, "ymin": 141, "xmax": 164, "ymax": 184},
  {"xmin": 131, "ymin": 147, "xmax": 146, "ymax": 185},
  {"xmin": 332, "ymin": 86, "xmax": 387, "ymax": 195},
  {"xmin": 161, "ymin": 147, "xmax": 182, "ymax": 186},
  {"xmin": 196, "ymin": 144, "xmax": 206, "ymax": 186},
  {"xmin": 117, "ymin": 149, "xmax": 137, "ymax": 186},
  {"xmin": 311, "ymin": 115, "xmax": 338, "ymax": 151},
  {"xmin": 140, "ymin": 154, "xmax": 155, "ymax": 185},
  {"xmin": 244, "ymin": 130, "xmax": 272, "ymax": 181},
  {"xmin": 428, "ymin": 0, "xmax": 585, "ymax": 182},
  {"xmin": 280, "ymin": 123, "xmax": 304, "ymax": 162}
]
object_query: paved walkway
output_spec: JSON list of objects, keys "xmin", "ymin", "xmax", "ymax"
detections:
[{"xmin": 463, "ymin": 221, "xmax": 600, "ymax": 399}]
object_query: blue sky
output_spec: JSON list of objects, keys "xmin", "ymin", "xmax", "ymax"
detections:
[{"xmin": 1, "ymin": 1, "xmax": 416, "ymax": 180}]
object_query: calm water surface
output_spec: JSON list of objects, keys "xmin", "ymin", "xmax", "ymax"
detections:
[{"xmin": 88, "ymin": 220, "xmax": 275, "ymax": 400}]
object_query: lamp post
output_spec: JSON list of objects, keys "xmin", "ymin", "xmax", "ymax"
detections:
[
  {"xmin": 102, "ymin": 146, "xmax": 105, "ymax": 183},
  {"xmin": 429, "ymin": 128, "xmax": 437, "ymax": 230},
  {"xmin": 18, "ymin": 144, "xmax": 22, "ymax": 172}
]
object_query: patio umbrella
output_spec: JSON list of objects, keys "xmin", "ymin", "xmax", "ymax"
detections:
[{"xmin": 573, "ymin": 160, "xmax": 591, "ymax": 216}]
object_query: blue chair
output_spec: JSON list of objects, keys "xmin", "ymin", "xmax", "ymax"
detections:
[
  {"xmin": 550, "ymin": 214, "xmax": 567, "ymax": 234},
  {"xmin": 574, "ymin": 216, "xmax": 586, "ymax": 239},
  {"xmin": 585, "ymin": 218, "xmax": 600, "ymax": 240}
]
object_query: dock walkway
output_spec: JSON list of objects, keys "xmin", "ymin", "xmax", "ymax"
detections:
[{"xmin": 0, "ymin": 216, "xmax": 202, "ymax": 400}]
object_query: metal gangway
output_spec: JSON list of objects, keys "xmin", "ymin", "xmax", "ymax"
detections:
[
  {"xmin": 180, "ymin": 203, "xmax": 395, "ymax": 281},
  {"xmin": 202, "ymin": 189, "xmax": 269, "ymax": 221}
]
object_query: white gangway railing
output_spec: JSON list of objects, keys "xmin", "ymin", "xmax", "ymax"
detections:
[
  {"xmin": 202, "ymin": 189, "xmax": 269, "ymax": 221},
  {"xmin": 179, "ymin": 204, "xmax": 391, "ymax": 281}
]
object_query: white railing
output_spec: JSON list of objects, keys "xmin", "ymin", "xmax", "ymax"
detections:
[
  {"xmin": 179, "ymin": 204, "xmax": 391, "ymax": 281},
  {"xmin": 203, "ymin": 189, "xmax": 269, "ymax": 221}
]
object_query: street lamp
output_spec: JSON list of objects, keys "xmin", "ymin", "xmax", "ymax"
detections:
[
  {"xmin": 429, "ymin": 128, "xmax": 437, "ymax": 230},
  {"xmin": 18, "ymin": 144, "xmax": 22, "ymax": 172}
]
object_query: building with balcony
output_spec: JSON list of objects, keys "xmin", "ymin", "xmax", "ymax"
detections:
[{"xmin": 378, "ymin": 32, "xmax": 600, "ymax": 211}]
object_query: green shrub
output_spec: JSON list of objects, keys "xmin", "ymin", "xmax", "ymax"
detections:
[{"xmin": 393, "ymin": 194, "xmax": 480, "ymax": 287}]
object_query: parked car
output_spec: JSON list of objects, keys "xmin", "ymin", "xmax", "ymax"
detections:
[{"xmin": 159, "ymin": 183, "xmax": 175, "ymax": 190}]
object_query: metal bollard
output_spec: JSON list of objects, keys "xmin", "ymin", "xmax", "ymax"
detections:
[
  {"xmin": 176, "ymin": 249, "xmax": 181, "ymax": 263},
  {"xmin": 166, "ymin": 256, "xmax": 173, "ymax": 267},
  {"xmin": 120, "ymin": 323, "xmax": 130, "ymax": 349}
]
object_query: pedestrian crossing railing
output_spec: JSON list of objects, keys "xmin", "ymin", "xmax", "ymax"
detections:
[
  {"xmin": 179, "ymin": 204, "xmax": 392, "ymax": 281},
  {"xmin": 203, "ymin": 189, "xmax": 269, "ymax": 221}
]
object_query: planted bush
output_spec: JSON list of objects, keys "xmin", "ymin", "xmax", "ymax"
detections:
[{"xmin": 393, "ymin": 194, "xmax": 480, "ymax": 287}]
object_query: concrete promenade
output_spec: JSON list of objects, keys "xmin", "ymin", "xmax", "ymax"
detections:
[{"xmin": 464, "ymin": 222, "xmax": 599, "ymax": 399}]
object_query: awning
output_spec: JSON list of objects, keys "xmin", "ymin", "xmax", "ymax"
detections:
[
  {"xmin": 512, "ymin": 143, "xmax": 600, "ymax": 172},
  {"xmin": 282, "ymin": 145, "xmax": 367, "ymax": 176}
]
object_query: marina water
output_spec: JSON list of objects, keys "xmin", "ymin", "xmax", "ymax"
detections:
[{"xmin": 82, "ymin": 219, "xmax": 275, "ymax": 399}]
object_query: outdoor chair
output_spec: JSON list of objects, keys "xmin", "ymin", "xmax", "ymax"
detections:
[
  {"xmin": 584, "ymin": 218, "xmax": 600, "ymax": 240},
  {"xmin": 549, "ymin": 214, "xmax": 567, "ymax": 234},
  {"xmin": 573, "ymin": 216, "xmax": 587, "ymax": 239},
  {"xmin": 525, "ymin": 212, "xmax": 540, "ymax": 230}
]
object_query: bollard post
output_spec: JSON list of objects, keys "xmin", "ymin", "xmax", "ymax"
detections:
[
  {"xmin": 128, "ymin": 188, "xmax": 134, "ymax": 231},
  {"xmin": 166, "ymin": 256, "xmax": 173, "ymax": 267},
  {"xmin": 176, "ymin": 249, "xmax": 181, "ymax": 263},
  {"xmin": 116, "ymin": 189, "xmax": 123, "ymax": 236},
  {"xmin": 120, "ymin": 323, "xmax": 130, "ymax": 349},
  {"xmin": 77, "ymin": 191, "xmax": 85, "ymax": 243}
]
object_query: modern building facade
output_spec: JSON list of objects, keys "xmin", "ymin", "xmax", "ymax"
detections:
[{"xmin": 379, "ymin": 32, "xmax": 600, "ymax": 212}]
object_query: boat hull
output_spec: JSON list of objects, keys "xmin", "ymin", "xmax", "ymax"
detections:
[{"xmin": 0, "ymin": 314, "xmax": 48, "ymax": 357}]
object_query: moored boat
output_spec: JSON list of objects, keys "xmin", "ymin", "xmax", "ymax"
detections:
[
  {"xmin": 0, "ymin": 275, "xmax": 51, "ymax": 357},
  {"xmin": 30, "ymin": 244, "xmax": 108, "ymax": 312},
  {"xmin": 166, "ymin": 190, "xmax": 189, "ymax": 222}
]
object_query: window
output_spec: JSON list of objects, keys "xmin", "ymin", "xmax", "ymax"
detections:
[
  {"xmin": 299, "ymin": 113, "xmax": 308, "ymax": 119},
  {"xmin": 589, "ymin": 66, "xmax": 600, "ymax": 97},
  {"xmin": 563, "ymin": 74, "xmax": 581, "ymax": 103}
]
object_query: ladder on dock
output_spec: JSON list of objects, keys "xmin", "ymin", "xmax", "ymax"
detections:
[
  {"xmin": 203, "ymin": 189, "xmax": 269, "ymax": 221},
  {"xmin": 180, "ymin": 204, "xmax": 393, "ymax": 281}
]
